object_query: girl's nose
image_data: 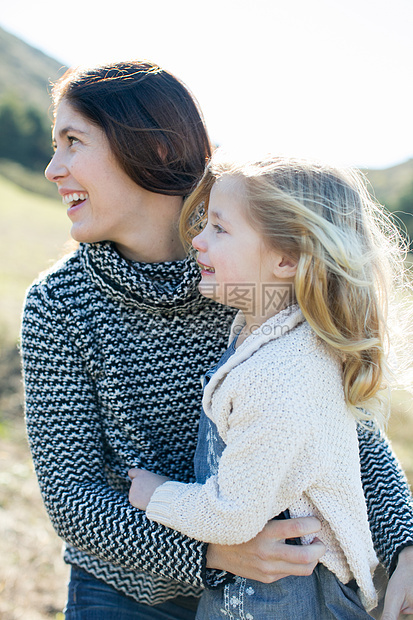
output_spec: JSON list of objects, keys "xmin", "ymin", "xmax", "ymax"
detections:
[
  {"xmin": 192, "ymin": 228, "xmax": 207, "ymax": 252},
  {"xmin": 45, "ymin": 153, "xmax": 67, "ymax": 183}
]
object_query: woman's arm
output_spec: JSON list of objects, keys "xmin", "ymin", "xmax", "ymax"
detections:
[
  {"xmin": 357, "ymin": 424, "xmax": 413, "ymax": 573},
  {"xmin": 21, "ymin": 283, "xmax": 207, "ymax": 587},
  {"xmin": 357, "ymin": 425, "xmax": 413, "ymax": 618},
  {"xmin": 381, "ymin": 546, "xmax": 413, "ymax": 619},
  {"xmin": 22, "ymin": 281, "xmax": 331, "ymax": 589}
]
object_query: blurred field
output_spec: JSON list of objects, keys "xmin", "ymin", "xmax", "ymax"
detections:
[
  {"xmin": 0, "ymin": 174, "xmax": 71, "ymax": 341},
  {"xmin": 0, "ymin": 174, "xmax": 70, "ymax": 619},
  {"xmin": 0, "ymin": 419, "xmax": 68, "ymax": 619},
  {"xmin": 0, "ymin": 174, "xmax": 412, "ymax": 618}
]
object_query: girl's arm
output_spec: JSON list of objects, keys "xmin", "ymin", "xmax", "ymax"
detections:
[{"xmin": 142, "ymin": 362, "xmax": 337, "ymax": 545}]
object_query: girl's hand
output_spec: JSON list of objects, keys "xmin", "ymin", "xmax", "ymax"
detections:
[
  {"xmin": 381, "ymin": 546, "xmax": 413, "ymax": 619},
  {"xmin": 128, "ymin": 468, "xmax": 170, "ymax": 510},
  {"xmin": 206, "ymin": 516, "xmax": 325, "ymax": 582}
]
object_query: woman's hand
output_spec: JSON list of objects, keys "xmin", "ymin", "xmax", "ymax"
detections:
[
  {"xmin": 128, "ymin": 468, "xmax": 170, "ymax": 510},
  {"xmin": 206, "ymin": 516, "xmax": 325, "ymax": 582},
  {"xmin": 381, "ymin": 546, "xmax": 413, "ymax": 619}
]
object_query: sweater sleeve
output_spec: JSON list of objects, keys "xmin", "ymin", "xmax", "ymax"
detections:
[
  {"xmin": 21, "ymin": 283, "xmax": 207, "ymax": 587},
  {"xmin": 357, "ymin": 424, "xmax": 413, "ymax": 574},
  {"xmin": 146, "ymin": 363, "xmax": 331, "ymax": 545}
]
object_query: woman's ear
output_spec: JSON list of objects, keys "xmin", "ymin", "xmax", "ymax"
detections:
[{"xmin": 273, "ymin": 254, "xmax": 297, "ymax": 279}]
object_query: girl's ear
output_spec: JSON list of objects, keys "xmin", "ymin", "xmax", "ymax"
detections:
[{"xmin": 273, "ymin": 254, "xmax": 297, "ymax": 279}]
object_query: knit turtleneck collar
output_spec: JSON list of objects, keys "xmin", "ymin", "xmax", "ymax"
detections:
[{"xmin": 81, "ymin": 242, "xmax": 202, "ymax": 311}]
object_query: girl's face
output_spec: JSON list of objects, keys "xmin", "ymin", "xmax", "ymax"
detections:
[
  {"xmin": 192, "ymin": 176, "xmax": 295, "ymax": 323},
  {"xmin": 45, "ymin": 100, "xmax": 154, "ymax": 254}
]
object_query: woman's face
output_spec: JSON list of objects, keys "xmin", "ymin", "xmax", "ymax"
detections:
[{"xmin": 45, "ymin": 99, "xmax": 152, "ymax": 250}]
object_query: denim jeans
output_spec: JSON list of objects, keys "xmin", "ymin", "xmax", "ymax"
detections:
[
  {"xmin": 64, "ymin": 567, "xmax": 198, "ymax": 620},
  {"xmin": 196, "ymin": 564, "xmax": 373, "ymax": 620}
]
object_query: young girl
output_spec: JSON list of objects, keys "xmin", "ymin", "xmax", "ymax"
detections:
[{"xmin": 129, "ymin": 152, "xmax": 409, "ymax": 618}]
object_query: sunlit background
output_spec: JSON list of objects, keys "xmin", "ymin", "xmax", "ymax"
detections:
[
  {"xmin": 1, "ymin": 4, "xmax": 413, "ymax": 618},
  {"xmin": 1, "ymin": 0, "xmax": 412, "ymax": 169}
]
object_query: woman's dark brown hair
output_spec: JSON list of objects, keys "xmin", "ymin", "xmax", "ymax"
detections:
[{"xmin": 51, "ymin": 61, "xmax": 211, "ymax": 196}]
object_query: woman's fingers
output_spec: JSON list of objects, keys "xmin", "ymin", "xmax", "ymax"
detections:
[{"xmin": 207, "ymin": 516, "xmax": 325, "ymax": 583}]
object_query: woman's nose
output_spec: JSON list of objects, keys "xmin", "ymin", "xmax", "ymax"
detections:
[{"xmin": 45, "ymin": 152, "xmax": 67, "ymax": 183}]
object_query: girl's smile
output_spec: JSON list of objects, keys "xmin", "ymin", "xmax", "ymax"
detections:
[{"xmin": 197, "ymin": 260, "xmax": 215, "ymax": 275}]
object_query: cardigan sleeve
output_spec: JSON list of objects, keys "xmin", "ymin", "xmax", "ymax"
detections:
[
  {"xmin": 146, "ymin": 360, "xmax": 339, "ymax": 545},
  {"xmin": 357, "ymin": 424, "xmax": 413, "ymax": 574},
  {"xmin": 21, "ymin": 282, "xmax": 207, "ymax": 588},
  {"xmin": 147, "ymin": 409, "xmax": 310, "ymax": 544},
  {"xmin": 200, "ymin": 424, "xmax": 413, "ymax": 589}
]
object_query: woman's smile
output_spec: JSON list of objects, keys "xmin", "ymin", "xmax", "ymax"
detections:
[
  {"xmin": 60, "ymin": 190, "xmax": 89, "ymax": 219},
  {"xmin": 61, "ymin": 192, "xmax": 89, "ymax": 208}
]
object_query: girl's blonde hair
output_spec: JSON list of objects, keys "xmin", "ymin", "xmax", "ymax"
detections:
[{"xmin": 180, "ymin": 151, "xmax": 412, "ymax": 427}]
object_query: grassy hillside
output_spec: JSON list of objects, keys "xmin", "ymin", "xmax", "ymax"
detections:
[
  {"xmin": 364, "ymin": 158, "xmax": 413, "ymax": 207},
  {"xmin": 0, "ymin": 159, "xmax": 57, "ymax": 199},
  {"xmin": 0, "ymin": 174, "xmax": 71, "ymax": 343},
  {"xmin": 0, "ymin": 26, "xmax": 66, "ymax": 111}
]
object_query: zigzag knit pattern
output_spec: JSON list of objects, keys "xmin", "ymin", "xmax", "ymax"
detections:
[
  {"xmin": 21, "ymin": 241, "xmax": 413, "ymax": 605},
  {"xmin": 358, "ymin": 425, "xmax": 413, "ymax": 574}
]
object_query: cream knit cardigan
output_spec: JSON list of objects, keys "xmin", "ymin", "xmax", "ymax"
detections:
[{"xmin": 147, "ymin": 304, "xmax": 378, "ymax": 609}]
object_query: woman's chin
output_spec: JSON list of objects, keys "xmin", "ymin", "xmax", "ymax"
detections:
[{"xmin": 70, "ymin": 225, "xmax": 100, "ymax": 245}]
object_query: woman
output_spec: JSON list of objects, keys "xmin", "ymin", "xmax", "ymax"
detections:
[{"xmin": 21, "ymin": 60, "xmax": 413, "ymax": 619}]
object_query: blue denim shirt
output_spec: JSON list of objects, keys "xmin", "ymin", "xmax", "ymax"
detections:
[
  {"xmin": 194, "ymin": 336, "xmax": 295, "ymax": 528},
  {"xmin": 193, "ymin": 338, "xmax": 237, "ymax": 485}
]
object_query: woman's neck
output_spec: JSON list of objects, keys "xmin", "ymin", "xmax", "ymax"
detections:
[
  {"xmin": 116, "ymin": 233, "xmax": 186, "ymax": 263},
  {"xmin": 115, "ymin": 195, "xmax": 186, "ymax": 263}
]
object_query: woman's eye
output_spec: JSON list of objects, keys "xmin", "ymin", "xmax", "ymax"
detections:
[{"xmin": 67, "ymin": 135, "xmax": 79, "ymax": 146}]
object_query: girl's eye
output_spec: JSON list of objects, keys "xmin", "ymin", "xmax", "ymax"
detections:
[{"xmin": 212, "ymin": 223, "xmax": 226, "ymax": 234}]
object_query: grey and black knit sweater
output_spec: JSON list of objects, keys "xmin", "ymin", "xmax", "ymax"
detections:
[{"xmin": 21, "ymin": 241, "xmax": 413, "ymax": 605}]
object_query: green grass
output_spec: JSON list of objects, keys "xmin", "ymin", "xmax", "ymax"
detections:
[
  {"xmin": 0, "ymin": 159, "xmax": 57, "ymax": 199},
  {"xmin": 364, "ymin": 159, "xmax": 413, "ymax": 207},
  {"xmin": 0, "ymin": 173, "xmax": 71, "ymax": 343}
]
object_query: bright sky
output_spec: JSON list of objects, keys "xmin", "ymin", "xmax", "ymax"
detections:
[{"xmin": 1, "ymin": 0, "xmax": 412, "ymax": 169}]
